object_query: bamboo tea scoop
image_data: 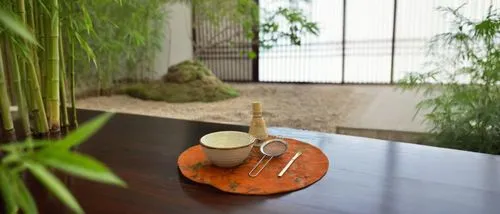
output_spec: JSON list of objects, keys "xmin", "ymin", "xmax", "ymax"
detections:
[{"xmin": 278, "ymin": 152, "xmax": 302, "ymax": 177}]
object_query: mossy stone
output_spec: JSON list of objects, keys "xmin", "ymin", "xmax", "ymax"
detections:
[{"xmin": 122, "ymin": 60, "xmax": 239, "ymax": 103}]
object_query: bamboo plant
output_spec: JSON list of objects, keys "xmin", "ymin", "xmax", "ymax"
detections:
[
  {"xmin": 0, "ymin": 0, "xmax": 99, "ymax": 140},
  {"xmin": 399, "ymin": 5, "xmax": 500, "ymax": 154},
  {"xmin": 1, "ymin": 2, "xmax": 127, "ymax": 213}
]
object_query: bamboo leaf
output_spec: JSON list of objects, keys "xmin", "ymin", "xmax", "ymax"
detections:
[
  {"xmin": 35, "ymin": 150, "xmax": 126, "ymax": 187},
  {"xmin": 74, "ymin": 32, "xmax": 97, "ymax": 66},
  {"xmin": 0, "ymin": 7, "xmax": 37, "ymax": 44},
  {"xmin": 26, "ymin": 162, "xmax": 84, "ymax": 214},
  {"xmin": 11, "ymin": 173, "xmax": 38, "ymax": 214},
  {"xmin": 0, "ymin": 140, "xmax": 50, "ymax": 151},
  {"xmin": 36, "ymin": 0, "xmax": 50, "ymax": 14},
  {"xmin": 53, "ymin": 113, "xmax": 113, "ymax": 150},
  {"xmin": 2, "ymin": 153, "xmax": 21, "ymax": 164},
  {"xmin": 0, "ymin": 170, "xmax": 18, "ymax": 214}
]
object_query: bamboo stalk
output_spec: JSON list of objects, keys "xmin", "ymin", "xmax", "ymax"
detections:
[
  {"xmin": 28, "ymin": 0, "xmax": 41, "ymax": 85},
  {"xmin": 16, "ymin": 0, "xmax": 45, "ymax": 135},
  {"xmin": 2, "ymin": 38, "xmax": 13, "ymax": 107},
  {"xmin": 65, "ymin": 0, "xmax": 78, "ymax": 127},
  {"xmin": 46, "ymin": 0, "xmax": 61, "ymax": 134},
  {"xmin": 69, "ymin": 34, "xmax": 77, "ymax": 127},
  {"xmin": 27, "ymin": 59, "xmax": 49, "ymax": 135},
  {"xmin": 7, "ymin": 39, "xmax": 31, "ymax": 137},
  {"xmin": 27, "ymin": 1, "xmax": 44, "ymax": 133},
  {"xmin": 24, "ymin": 0, "xmax": 49, "ymax": 135},
  {"xmin": 25, "ymin": 57, "xmax": 34, "ymax": 120},
  {"xmin": 59, "ymin": 34, "xmax": 69, "ymax": 129},
  {"xmin": 17, "ymin": 0, "xmax": 33, "ymax": 114},
  {"xmin": 40, "ymin": 5, "xmax": 47, "ymax": 107},
  {"xmin": 0, "ymin": 45, "xmax": 16, "ymax": 142}
]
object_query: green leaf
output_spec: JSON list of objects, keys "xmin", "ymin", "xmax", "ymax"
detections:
[
  {"xmin": 0, "ymin": 7, "xmax": 37, "ymax": 44},
  {"xmin": 0, "ymin": 170, "xmax": 18, "ymax": 214},
  {"xmin": 26, "ymin": 162, "xmax": 84, "ymax": 214},
  {"xmin": 248, "ymin": 51, "xmax": 257, "ymax": 59},
  {"xmin": 35, "ymin": 150, "xmax": 126, "ymax": 187},
  {"xmin": 54, "ymin": 113, "xmax": 113, "ymax": 150},
  {"xmin": 11, "ymin": 173, "xmax": 38, "ymax": 214},
  {"xmin": 74, "ymin": 32, "xmax": 97, "ymax": 66},
  {"xmin": 0, "ymin": 140, "xmax": 51, "ymax": 151}
]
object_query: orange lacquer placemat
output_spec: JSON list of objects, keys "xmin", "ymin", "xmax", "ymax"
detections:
[{"xmin": 177, "ymin": 137, "xmax": 329, "ymax": 195}]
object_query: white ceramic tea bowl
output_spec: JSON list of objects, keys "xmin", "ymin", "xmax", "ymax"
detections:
[{"xmin": 200, "ymin": 131, "xmax": 256, "ymax": 168}]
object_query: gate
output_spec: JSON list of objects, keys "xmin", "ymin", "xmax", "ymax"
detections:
[
  {"xmin": 193, "ymin": 0, "xmax": 499, "ymax": 83},
  {"xmin": 192, "ymin": 6, "xmax": 258, "ymax": 82}
]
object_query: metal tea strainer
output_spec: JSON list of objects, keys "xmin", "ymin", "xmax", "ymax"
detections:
[{"xmin": 248, "ymin": 138, "xmax": 288, "ymax": 177}]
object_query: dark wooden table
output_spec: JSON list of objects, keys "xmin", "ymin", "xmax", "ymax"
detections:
[{"xmin": 36, "ymin": 110, "xmax": 500, "ymax": 214}]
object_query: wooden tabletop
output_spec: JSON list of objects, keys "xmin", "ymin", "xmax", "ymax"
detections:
[{"xmin": 35, "ymin": 110, "xmax": 500, "ymax": 214}]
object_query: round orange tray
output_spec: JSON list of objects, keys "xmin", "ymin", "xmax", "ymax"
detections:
[{"xmin": 177, "ymin": 137, "xmax": 329, "ymax": 195}]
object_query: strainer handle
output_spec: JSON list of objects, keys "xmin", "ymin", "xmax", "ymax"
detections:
[{"xmin": 248, "ymin": 155, "xmax": 274, "ymax": 177}]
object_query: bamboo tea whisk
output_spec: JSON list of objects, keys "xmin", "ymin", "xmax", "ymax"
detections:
[{"xmin": 248, "ymin": 102, "xmax": 269, "ymax": 147}]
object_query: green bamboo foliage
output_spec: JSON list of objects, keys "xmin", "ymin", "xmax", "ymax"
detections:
[
  {"xmin": 76, "ymin": 0, "xmax": 170, "ymax": 93},
  {"xmin": 0, "ymin": 2, "xmax": 134, "ymax": 213},
  {"xmin": 399, "ymin": 6, "xmax": 500, "ymax": 154},
  {"xmin": 0, "ymin": 0, "xmax": 182, "ymax": 141},
  {"xmin": 0, "ymin": 0, "xmax": 171, "ymax": 140}
]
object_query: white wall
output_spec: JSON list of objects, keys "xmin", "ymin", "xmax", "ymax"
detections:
[{"xmin": 154, "ymin": 3, "xmax": 193, "ymax": 78}]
